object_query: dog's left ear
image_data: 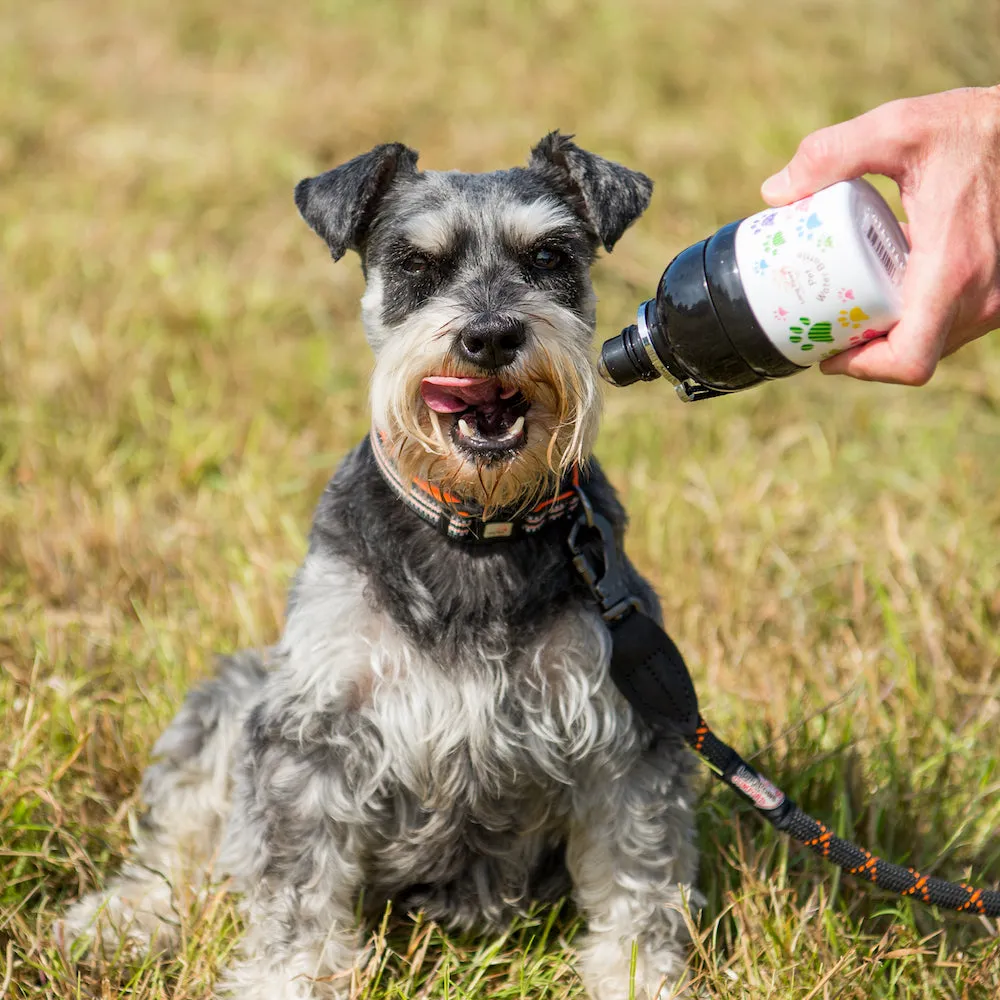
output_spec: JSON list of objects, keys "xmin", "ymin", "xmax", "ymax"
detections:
[
  {"xmin": 295, "ymin": 142, "xmax": 420, "ymax": 261},
  {"xmin": 528, "ymin": 132, "xmax": 652, "ymax": 252}
]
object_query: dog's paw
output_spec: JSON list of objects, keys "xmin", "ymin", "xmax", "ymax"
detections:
[
  {"xmin": 576, "ymin": 932, "xmax": 689, "ymax": 1000},
  {"xmin": 55, "ymin": 881, "xmax": 179, "ymax": 961},
  {"xmin": 216, "ymin": 960, "xmax": 351, "ymax": 1000}
]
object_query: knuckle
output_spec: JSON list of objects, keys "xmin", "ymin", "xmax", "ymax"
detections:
[
  {"xmin": 796, "ymin": 130, "xmax": 834, "ymax": 170},
  {"xmin": 896, "ymin": 358, "xmax": 936, "ymax": 386},
  {"xmin": 880, "ymin": 100, "xmax": 917, "ymax": 138}
]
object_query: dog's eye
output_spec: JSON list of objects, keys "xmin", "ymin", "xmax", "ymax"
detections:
[
  {"xmin": 531, "ymin": 247, "xmax": 563, "ymax": 270},
  {"xmin": 401, "ymin": 253, "xmax": 432, "ymax": 274}
]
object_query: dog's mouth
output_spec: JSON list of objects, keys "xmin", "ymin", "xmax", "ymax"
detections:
[{"xmin": 420, "ymin": 376, "xmax": 530, "ymax": 458}]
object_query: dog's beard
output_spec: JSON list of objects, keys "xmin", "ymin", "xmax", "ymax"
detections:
[{"xmin": 369, "ymin": 296, "xmax": 600, "ymax": 514}]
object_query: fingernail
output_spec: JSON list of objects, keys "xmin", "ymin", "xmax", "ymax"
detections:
[{"xmin": 761, "ymin": 167, "xmax": 790, "ymax": 201}]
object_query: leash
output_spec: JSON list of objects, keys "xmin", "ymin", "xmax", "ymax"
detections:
[{"xmin": 567, "ymin": 486, "xmax": 1000, "ymax": 919}]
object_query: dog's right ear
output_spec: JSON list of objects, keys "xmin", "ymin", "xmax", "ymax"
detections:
[{"xmin": 295, "ymin": 143, "xmax": 419, "ymax": 261}]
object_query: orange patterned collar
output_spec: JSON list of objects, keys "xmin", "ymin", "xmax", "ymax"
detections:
[{"xmin": 369, "ymin": 431, "xmax": 584, "ymax": 544}]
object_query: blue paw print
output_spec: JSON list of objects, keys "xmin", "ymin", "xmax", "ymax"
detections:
[
  {"xmin": 753, "ymin": 258, "xmax": 769, "ymax": 275},
  {"xmin": 795, "ymin": 213, "xmax": 823, "ymax": 240}
]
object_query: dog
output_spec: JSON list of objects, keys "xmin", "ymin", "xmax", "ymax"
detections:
[{"xmin": 60, "ymin": 133, "xmax": 699, "ymax": 999}]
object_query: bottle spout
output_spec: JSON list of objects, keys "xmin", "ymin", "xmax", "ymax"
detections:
[
  {"xmin": 598, "ymin": 326, "xmax": 642, "ymax": 385},
  {"xmin": 598, "ymin": 320, "xmax": 657, "ymax": 387}
]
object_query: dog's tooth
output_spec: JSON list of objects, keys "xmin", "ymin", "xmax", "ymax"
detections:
[
  {"xmin": 509, "ymin": 415, "xmax": 525, "ymax": 437},
  {"xmin": 458, "ymin": 417, "xmax": 474, "ymax": 438}
]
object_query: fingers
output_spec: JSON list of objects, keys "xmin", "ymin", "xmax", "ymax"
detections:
[
  {"xmin": 819, "ymin": 250, "xmax": 957, "ymax": 384},
  {"xmin": 761, "ymin": 101, "xmax": 917, "ymax": 205}
]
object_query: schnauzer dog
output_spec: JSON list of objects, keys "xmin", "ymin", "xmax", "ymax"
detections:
[{"xmin": 61, "ymin": 134, "xmax": 699, "ymax": 999}]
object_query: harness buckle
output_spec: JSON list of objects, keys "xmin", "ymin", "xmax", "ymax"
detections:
[{"xmin": 568, "ymin": 486, "xmax": 643, "ymax": 624}]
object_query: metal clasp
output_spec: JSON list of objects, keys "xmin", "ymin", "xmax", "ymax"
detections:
[
  {"xmin": 568, "ymin": 487, "xmax": 643, "ymax": 623},
  {"xmin": 675, "ymin": 379, "xmax": 729, "ymax": 403}
]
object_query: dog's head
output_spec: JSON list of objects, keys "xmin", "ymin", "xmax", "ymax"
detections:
[{"xmin": 296, "ymin": 133, "xmax": 652, "ymax": 511}]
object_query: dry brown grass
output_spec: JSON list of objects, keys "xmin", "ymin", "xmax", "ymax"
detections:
[{"xmin": 2, "ymin": 0, "xmax": 999, "ymax": 996}]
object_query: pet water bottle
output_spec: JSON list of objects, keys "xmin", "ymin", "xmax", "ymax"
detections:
[{"xmin": 599, "ymin": 179, "xmax": 909, "ymax": 400}]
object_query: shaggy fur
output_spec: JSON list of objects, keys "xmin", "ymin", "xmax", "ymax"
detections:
[{"xmin": 60, "ymin": 133, "xmax": 699, "ymax": 999}]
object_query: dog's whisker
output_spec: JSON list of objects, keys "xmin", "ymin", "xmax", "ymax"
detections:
[{"xmin": 523, "ymin": 312, "xmax": 558, "ymax": 331}]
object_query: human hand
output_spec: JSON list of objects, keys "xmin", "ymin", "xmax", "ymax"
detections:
[{"xmin": 760, "ymin": 87, "xmax": 1000, "ymax": 385}]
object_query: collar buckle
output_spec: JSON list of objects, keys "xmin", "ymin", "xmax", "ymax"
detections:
[{"xmin": 369, "ymin": 431, "xmax": 581, "ymax": 545}]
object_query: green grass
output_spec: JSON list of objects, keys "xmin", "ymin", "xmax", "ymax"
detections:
[{"xmin": 2, "ymin": 0, "xmax": 999, "ymax": 996}]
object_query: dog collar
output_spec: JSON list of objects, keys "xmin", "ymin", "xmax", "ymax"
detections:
[{"xmin": 369, "ymin": 430, "xmax": 583, "ymax": 544}]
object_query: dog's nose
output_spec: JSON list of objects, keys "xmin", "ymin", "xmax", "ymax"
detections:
[{"xmin": 458, "ymin": 316, "xmax": 527, "ymax": 370}]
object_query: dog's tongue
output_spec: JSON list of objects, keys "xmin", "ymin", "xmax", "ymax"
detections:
[{"xmin": 420, "ymin": 376, "xmax": 503, "ymax": 413}]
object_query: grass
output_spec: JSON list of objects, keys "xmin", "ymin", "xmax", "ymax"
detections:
[{"xmin": 2, "ymin": 0, "xmax": 1000, "ymax": 995}]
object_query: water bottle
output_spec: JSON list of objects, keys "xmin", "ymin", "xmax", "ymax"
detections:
[{"xmin": 598, "ymin": 179, "xmax": 909, "ymax": 400}]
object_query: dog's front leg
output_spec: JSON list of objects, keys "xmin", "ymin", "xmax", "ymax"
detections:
[
  {"xmin": 568, "ymin": 735, "xmax": 700, "ymax": 1000},
  {"xmin": 214, "ymin": 720, "xmax": 367, "ymax": 998}
]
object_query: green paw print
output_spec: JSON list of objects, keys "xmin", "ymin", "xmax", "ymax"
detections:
[
  {"xmin": 763, "ymin": 231, "xmax": 786, "ymax": 256},
  {"xmin": 788, "ymin": 316, "xmax": 834, "ymax": 351}
]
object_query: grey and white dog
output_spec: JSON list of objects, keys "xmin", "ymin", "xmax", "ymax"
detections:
[{"xmin": 61, "ymin": 134, "xmax": 699, "ymax": 999}]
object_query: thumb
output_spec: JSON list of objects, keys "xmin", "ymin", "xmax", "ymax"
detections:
[
  {"xmin": 819, "ymin": 248, "xmax": 957, "ymax": 385},
  {"xmin": 762, "ymin": 103, "xmax": 912, "ymax": 206}
]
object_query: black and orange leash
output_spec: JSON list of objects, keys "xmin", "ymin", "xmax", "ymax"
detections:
[{"xmin": 567, "ymin": 486, "xmax": 1000, "ymax": 919}]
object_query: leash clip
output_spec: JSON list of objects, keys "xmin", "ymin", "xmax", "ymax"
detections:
[{"xmin": 568, "ymin": 487, "xmax": 642, "ymax": 624}]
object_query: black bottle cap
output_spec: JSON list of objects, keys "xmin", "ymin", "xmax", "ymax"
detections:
[{"xmin": 654, "ymin": 239, "xmax": 760, "ymax": 391}]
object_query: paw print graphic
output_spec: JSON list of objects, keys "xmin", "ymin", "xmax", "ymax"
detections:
[
  {"xmin": 849, "ymin": 327, "xmax": 886, "ymax": 345},
  {"xmin": 815, "ymin": 234, "xmax": 834, "ymax": 250},
  {"xmin": 795, "ymin": 213, "xmax": 823, "ymax": 239},
  {"xmin": 838, "ymin": 306, "xmax": 870, "ymax": 328},
  {"xmin": 773, "ymin": 306, "xmax": 789, "ymax": 320},
  {"xmin": 838, "ymin": 288, "xmax": 855, "ymax": 303},
  {"xmin": 762, "ymin": 231, "xmax": 786, "ymax": 256},
  {"xmin": 750, "ymin": 211, "xmax": 778, "ymax": 235},
  {"xmin": 788, "ymin": 316, "xmax": 834, "ymax": 351},
  {"xmin": 753, "ymin": 258, "xmax": 769, "ymax": 275}
]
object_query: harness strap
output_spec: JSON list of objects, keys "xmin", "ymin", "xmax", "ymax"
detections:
[{"xmin": 568, "ymin": 491, "xmax": 1000, "ymax": 919}]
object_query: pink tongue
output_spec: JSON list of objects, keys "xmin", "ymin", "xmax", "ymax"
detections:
[{"xmin": 420, "ymin": 376, "xmax": 504, "ymax": 414}]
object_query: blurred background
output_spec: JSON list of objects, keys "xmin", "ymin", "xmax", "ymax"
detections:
[{"xmin": 2, "ymin": 1, "xmax": 999, "ymax": 996}]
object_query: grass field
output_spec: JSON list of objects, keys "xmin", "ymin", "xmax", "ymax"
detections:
[{"xmin": 2, "ymin": 0, "xmax": 1000, "ymax": 996}]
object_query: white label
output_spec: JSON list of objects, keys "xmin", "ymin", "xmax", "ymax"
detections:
[
  {"xmin": 483, "ymin": 522, "xmax": 514, "ymax": 538},
  {"xmin": 734, "ymin": 180, "xmax": 908, "ymax": 364},
  {"xmin": 730, "ymin": 765, "xmax": 785, "ymax": 812},
  {"xmin": 862, "ymin": 208, "xmax": 906, "ymax": 286}
]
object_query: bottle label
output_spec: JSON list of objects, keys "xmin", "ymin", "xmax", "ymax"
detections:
[{"xmin": 733, "ymin": 180, "xmax": 908, "ymax": 364}]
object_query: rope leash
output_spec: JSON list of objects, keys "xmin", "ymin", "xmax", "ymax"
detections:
[
  {"xmin": 690, "ymin": 719, "xmax": 1000, "ymax": 915},
  {"xmin": 568, "ymin": 489, "xmax": 1000, "ymax": 919}
]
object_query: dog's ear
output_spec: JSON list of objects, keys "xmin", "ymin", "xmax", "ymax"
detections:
[
  {"xmin": 528, "ymin": 132, "xmax": 652, "ymax": 252},
  {"xmin": 295, "ymin": 143, "xmax": 419, "ymax": 261}
]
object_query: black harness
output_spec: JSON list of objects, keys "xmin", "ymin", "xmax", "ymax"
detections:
[{"xmin": 375, "ymin": 446, "xmax": 1000, "ymax": 918}]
